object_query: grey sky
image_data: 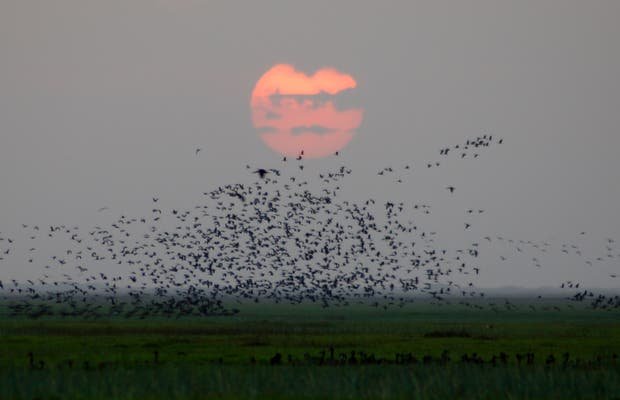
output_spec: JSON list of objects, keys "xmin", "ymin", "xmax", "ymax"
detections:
[{"xmin": 1, "ymin": 1, "xmax": 619, "ymax": 289}]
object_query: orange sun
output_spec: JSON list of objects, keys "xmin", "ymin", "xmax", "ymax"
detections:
[{"xmin": 251, "ymin": 64, "xmax": 363, "ymax": 159}]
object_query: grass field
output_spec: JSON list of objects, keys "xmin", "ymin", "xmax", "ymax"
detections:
[{"xmin": 1, "ymin": 300, "xmax": 619, "ymax": 399}]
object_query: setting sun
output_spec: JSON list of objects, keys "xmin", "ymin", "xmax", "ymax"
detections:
[{"xmin": 251, "ymin": 64, "xmax": 363, "ymax": 158}]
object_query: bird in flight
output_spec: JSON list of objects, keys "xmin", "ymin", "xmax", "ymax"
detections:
[
  {"xmin": 254, "ymin": 168, "xmax": 269, "ymax": 179},
  {"xmin": 229, "ymin": 192, "xmax": 246, "ymax": 202}
]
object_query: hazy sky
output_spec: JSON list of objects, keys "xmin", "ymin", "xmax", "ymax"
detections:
[{"xmin": 1, "ymin": 1, "xmax": 619, "ymax": 288}]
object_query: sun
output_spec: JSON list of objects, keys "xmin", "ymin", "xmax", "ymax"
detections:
[{"xmin": 251, "ymin": 64, "xmax": 363, "ymax": 159}]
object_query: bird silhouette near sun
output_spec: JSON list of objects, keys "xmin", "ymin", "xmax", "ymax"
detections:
[{"xmin": 251, "ymin": 64, "xmax": 363, "ymax": 159}]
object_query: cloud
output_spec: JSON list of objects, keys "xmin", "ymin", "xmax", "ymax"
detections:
[{"xmin": 290, "ymin": 125, "xmax": 334, "ymax": 136}]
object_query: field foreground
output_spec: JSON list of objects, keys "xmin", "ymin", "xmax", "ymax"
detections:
[{"xmin": 1, "ymin": 301, "xmax": 619, "ymax": 399}]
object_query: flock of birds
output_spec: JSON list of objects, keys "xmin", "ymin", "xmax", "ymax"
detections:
[
  {"xmin": 23, "ymin": 347, "xmax": 618, "ymax": 370},
  {"xmin": 263, "ymin": 347, "xmax": 617, "ymax": 369},
  {"xmin": 0, "ymin": 135, "xmax": 619, "ymax": 318}
]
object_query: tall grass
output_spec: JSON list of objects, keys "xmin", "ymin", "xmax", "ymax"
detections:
[{"xmin": 2, "ymin": 364, "xmax": 620, "ymax": 400}]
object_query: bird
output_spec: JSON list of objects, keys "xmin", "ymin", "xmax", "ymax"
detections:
[
  {"xmin": 229, "ymin": 192, "xmax": 246, "ymax": 202},
  {"xmin": 254, "ymin": 168, "xmax": 269, "ymax": 179}
]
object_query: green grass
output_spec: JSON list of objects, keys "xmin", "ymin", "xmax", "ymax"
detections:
[
  {"xmin": 1, "ymin": 301, "xmax": 619, "ymax": 399},
  {"xmin": 3, "ymin": 364, "xmax": 620, "ymax": 400}
]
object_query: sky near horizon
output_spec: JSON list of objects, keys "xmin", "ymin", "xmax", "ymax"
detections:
[{"xmin": 1, "ymin": 1, "xmax": 620, "ymax": 289}]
